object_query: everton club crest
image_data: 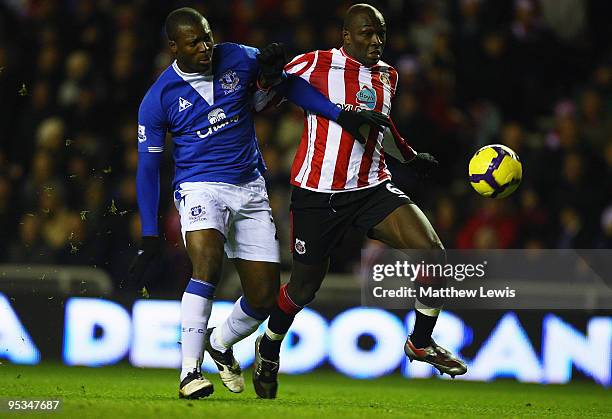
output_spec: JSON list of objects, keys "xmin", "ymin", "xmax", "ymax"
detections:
[{"xmin": 219, "ymin": 70, "xmax": 240, "ymax": 94}]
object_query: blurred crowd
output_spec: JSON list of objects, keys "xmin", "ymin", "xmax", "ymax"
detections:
[{"xmin": 0, "ymin": 0, "xmax": 611, "ymax": 292}]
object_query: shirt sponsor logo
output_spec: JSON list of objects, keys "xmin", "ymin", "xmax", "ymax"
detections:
[
  {"xmin": 356, "ymin": 86, "xmax": 376, "ymax": 110},
  {"xmin": 196, "ymin": 108, "xmax": 239, "ymax": 139},
  {"xmin": 138, "ymin": 125, "xmax": 146, "ymax": 143},
  {"xmin": 208, "ymin": 108, "xmax": 226, "ymax": 125},
  {"xmin": 219, "ymin": 70, "xmax": 240, "ymax": 94}
]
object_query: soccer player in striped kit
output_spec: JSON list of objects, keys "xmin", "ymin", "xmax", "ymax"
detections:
[{"xmin": 254, "ymin": 4, "xmax": 467, "ymax": 398}]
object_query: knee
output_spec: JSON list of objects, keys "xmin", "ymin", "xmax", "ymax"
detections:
[
  {"xmin": 286, "ymin": 260, "xmax": 328, "ymax": 306},
  {"xmin": 414, "ymin": 232, "xmax": 443, "ymax": 251},
  {"xmin": 429, "ymin": 239, "xmax": 446, "ymax": 264},
  {"xmin": 191, "ymin": 253, "xmax": 224, "ymax": 282},
  {"xmin": 288, "ymin": 281, "xmax": 321, "ymax": 306},
  {"xmin": 246, "ymin": 287, "xmax": 277, "ymax": 313},
  {"xmin": 411, "ymin": 234, "xmax": 445, "ymax": 264}
]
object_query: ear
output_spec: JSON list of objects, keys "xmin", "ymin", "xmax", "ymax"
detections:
[
  {"xmin": 342, "ymin": 29, "xmax": 351, "ymax": 45},
  {"xmin": 168, "ymin": 40, "xmax": 177, "ymax": 54}
]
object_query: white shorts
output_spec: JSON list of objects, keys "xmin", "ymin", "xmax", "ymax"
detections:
[{"xmin": 174, "ymin": 176, "xmax": 280, "ymax": 263}]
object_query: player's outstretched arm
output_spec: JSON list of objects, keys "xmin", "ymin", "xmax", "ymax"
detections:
[
  {"xmin": 253, "ymin": 67, "xmax": 391, "ymax": 144},
  {"xmin": 383, "ymin": 118, "xmax": 438, "ymax": 176},
  {"xmin": 281, "ymin": 75, "xmax": 391, "ymax": 143},
  {"xmin": 121, "ymin": 152, "xmax": 163, "ymax": 294}
]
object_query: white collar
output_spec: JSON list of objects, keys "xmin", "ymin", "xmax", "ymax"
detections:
[{"xmin": 172, "ymin": 60, "xmax": 214, "ymax": 80}]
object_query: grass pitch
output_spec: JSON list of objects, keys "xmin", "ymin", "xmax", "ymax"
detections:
[{"xmin": 0, "ymin": 363, "xmax": 610, "ymax": 418}]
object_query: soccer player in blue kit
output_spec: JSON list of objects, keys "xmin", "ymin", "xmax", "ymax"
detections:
[{"xmin": 124, "ymin": 7, "xmax": 389, "ymax": 399}]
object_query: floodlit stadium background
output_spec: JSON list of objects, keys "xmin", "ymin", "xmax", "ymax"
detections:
[{"xmin": 0, "ymin": 1, "xmax": 610, "ymax": 386}]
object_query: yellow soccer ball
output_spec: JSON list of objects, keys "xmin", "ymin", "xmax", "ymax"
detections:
[{"xmin": 468, "ymin": 144, "xmax": 522, "ymax": 198}]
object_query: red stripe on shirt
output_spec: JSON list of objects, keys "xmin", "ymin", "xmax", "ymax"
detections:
[
  {"xmin": 389, "ymin": 67, "xmax": 398, "ymax": 98},
  {"xmin": 378, "ymin": 148, "xmax": 388, "ymax": 180},
  {"xmin": 357, "ymin": 68, "xmax": 386, "ymax": 187},
  {"xmin": 305, "ymin": 51, "xmax": 333, "ymax": 189},
  {"xmin": 378, "ymin": 67, "xmax": 398, "ymax": 180},
  {"xmin": 285, "ymin": 52, "xmax": 315, "ymax": 76},
  {"xmin": 290, "ymin": 116, "xmax": 310, "ymax": 184},
  {"xmin": 379, "ymin": 68, "xmax": 395, "ymax": 180},
  {"xmin": 331, "ymin": 58, "xmax": 361, "ymax": 189}
]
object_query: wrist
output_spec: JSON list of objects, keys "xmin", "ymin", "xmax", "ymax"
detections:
[
  {"xmin": 257, "ymin": 75, "xmax": 272, "ymax": 91},
  {"xmin": 337, "ymin": 109, "xmax": 351, "ymax": 122},
  {"xmin": 258, "ymin": 72, "xmax": 286, "ymax": 90}
]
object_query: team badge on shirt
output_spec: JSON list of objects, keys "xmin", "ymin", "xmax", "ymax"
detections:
[
  {"xmin": 219, "ymin": 70, "xmax": 240, "ymax": 94},
  {"xmin": 379, "ymin": 72, "xmax": 391, "ymax": 87},
  {"xmin": 356, "ymin": 86, "xmax": 376, "ymax": 110}
]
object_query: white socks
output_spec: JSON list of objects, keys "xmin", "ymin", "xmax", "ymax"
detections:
[
  {"xmin": 210, "ymin": 296, "xmax": 268, "ymax": 352},
  {"xmin": 180, "ymin": 279, "xmax": 215, "ymax": 381}
]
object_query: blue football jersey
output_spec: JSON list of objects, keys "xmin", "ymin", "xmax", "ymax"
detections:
[{"xmin": 137, "ymin": 43, "xmax": 266, "ymax": 189}]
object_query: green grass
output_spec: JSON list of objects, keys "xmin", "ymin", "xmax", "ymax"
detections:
[{"xmin": 0, "ymin": 363, "xmax": 610, "ymax": 418}]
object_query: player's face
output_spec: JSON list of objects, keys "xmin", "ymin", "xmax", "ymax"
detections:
[
  {"xmin": 343, "ymin": 11, "xmax": 386, "ymax": 67},
  {"xmin": 170, "ymin": 19, "xmax": 214, "ymax": 73}
]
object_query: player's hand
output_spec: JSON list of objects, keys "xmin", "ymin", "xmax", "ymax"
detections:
[
  {"xmin": 336, "ymin": 110, "xmax": 391, "ymax": 144},
  {"xmin": 123, "ymin": 236, "xmax": 162, "ymax": 295},
  {"xmin": 407, "ymin": 152, "xmax": 438, "ymax": 177},
  {"xmin": 257, "ymin": 43, "xmax": 288, "ymax": 87}
]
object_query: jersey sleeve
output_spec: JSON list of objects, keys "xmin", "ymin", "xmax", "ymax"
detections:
[
  {"xmin": 382, "ymin": 117, "xmax": 417, "ymax": 163},
  {"xmin": 253, "ymin": 51, "xmax": 340, "ymax": 120},
  {"xmin": 136, "ymin": 89, "xmax": 166, "ymax": 237},
  {"xmin": 239, "ymin": 44, "xmax": 261, "ymax": 80},
  {"xmin": 389, "ymin": 66, "xmax": 399, "ymax": 99},
  {"xmin": 252, "ymin": 74, "xmax": 340, "ymax": 121},
  {"xmin": 136, "ymin": 152, "xmax": 162, "ymax": 236},
  {"xmin": 137, "ymin": 89, "xmax": 167, "ymax": 153},
  {"xmin": 285, "ymin": 52, "xmax": 317, "ymax": 79},
  {"xmin": 283, "ymin": 52, "xmax": 340, "ymax": 120}
]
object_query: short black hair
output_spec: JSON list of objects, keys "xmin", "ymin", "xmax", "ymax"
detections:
[
  {"xmin": 164, "ymin": 7, "xmax": 205, "ymax": 41},
  {"xmin": 343, "ymin": 3, "xmax": 382, "ymax": 30}
]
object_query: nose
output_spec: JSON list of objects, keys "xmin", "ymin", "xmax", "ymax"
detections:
[
  {"xmin": 198, "ymin": 41, "xmax": 210, "ymax": 53},
  {"xmin": 372, "ymin": 34, "xmax": 382, "ymax": 46}
]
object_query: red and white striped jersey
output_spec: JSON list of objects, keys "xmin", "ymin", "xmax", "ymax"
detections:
[{"xmin": 285, "ymin": 47, "xmax": 399, "ymax": 192}]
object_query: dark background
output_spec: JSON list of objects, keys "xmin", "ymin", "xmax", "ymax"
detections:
[{"xmin": 1, "ymin": 0, "xmax": 611, "ymax": 295}]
